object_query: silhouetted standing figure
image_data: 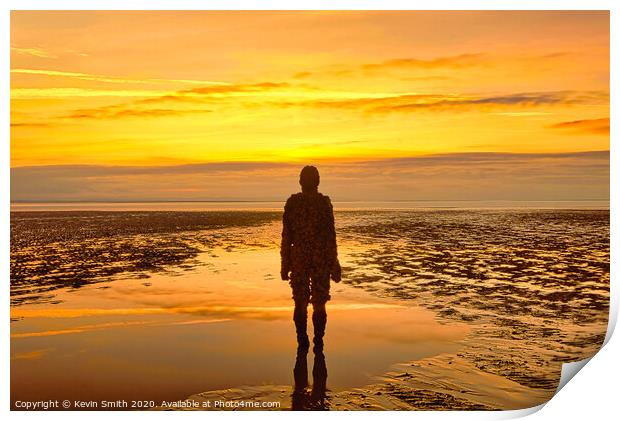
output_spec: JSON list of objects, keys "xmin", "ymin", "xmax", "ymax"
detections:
[{"xmin": 281, "ymin": 166, "xmax": 341, "ymax": 351}]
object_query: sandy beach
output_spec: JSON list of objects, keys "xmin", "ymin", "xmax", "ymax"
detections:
[{"xmin": 10, "ymin": 207, "xmax": 609, "ymax": 410}]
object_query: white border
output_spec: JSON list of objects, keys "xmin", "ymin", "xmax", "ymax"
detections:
[
  {"xmin": 3, "ymin": 2, "xmax": 616, "ymax": 421},
  {"xmin": 2, "ymin": 1, "xmax": 617, "ymax": 11}
]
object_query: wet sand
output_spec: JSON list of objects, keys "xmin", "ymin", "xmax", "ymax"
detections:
[
  {"xmin": 10, "ymin": 209, "xmax": 609, "ymax": 410},
  {"xmin": 10, "ymin": 211, "xmax": 279, "ymax": 306}
]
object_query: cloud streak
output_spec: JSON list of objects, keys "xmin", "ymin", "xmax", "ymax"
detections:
[
  {"xmin": 283, "ymin": 90, "xmax": 609, "ymax": 113},
  {"xmin": 58, "ymin": 87, "xmax": 609, "ymax": 121},
  {"xmin": 11, "ymin": 68, "xmax": 230, "ymax": 86},
  {"xmin": 362, "ymin": 53, "xmax": 486, "ymax": 71},
  {"xmin": 549, "ymin": 117, "xmax": 609, "ymax": 135},
  {"xmin": 292, "ymin": 53, "xmax": 484, "ymax": 79},
  {"xmin": 11, "ymin": 87, "xmax": 176, "ymax": 99},
  {"xmin": 10, "ymin": 122, "xmax": 53, "ymax": 128},
  {"xmin": 292, "ymin": 52, "xmax": 572, "ymax": 80},
  {"xmin": 67, "ymin": 105, "xmax": 211, "ymax": 119},
  {"xmin": 11, "ymin": 47, "xmax": 57, "ymax": 59}
]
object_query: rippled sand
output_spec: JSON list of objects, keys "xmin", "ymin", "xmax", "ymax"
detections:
[
  {"xmin": 10, "ymin": 209, "xmax": 609, "ymax": 410},
  {"xmin": 338, "ymin": 210, "xmax": 609, "ymax": 392},
  {"xmin": 10, "ymin": 211, "xmax": 279, "ymax": 306}
]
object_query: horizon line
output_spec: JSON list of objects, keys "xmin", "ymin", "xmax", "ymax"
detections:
[{"xmin": 11, "ymin": 199, "xmax": 611, "ymax": 204}]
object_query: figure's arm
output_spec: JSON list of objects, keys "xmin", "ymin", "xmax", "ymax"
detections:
[
  {"xmin": 325, "ymin": 197, "xmax": 341, "ymax": 282},
  {"xmin": 280, "ymin": 199, "xmax": 292, "ymax": 281}
]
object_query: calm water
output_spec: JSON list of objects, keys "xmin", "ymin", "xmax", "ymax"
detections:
[{"xmin": 10, "ymin": 207, "xmax": 610, "ymax": 409}]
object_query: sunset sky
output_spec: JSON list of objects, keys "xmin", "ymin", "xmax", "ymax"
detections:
[{"xmin": 10, "ymin": 11, "xmax": 609, "ymax": 202}]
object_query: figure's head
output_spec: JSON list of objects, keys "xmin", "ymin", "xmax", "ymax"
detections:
[{"xmin": 299, "ymin": 165, "xmax": 320, "ymax": 192}]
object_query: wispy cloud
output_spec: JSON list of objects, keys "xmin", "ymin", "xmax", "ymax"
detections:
[
  {"xmin": 11, "ymin": 348, "xmax": 53, "ymax": 360},
  {"xmin": 10, "ymin": 122, "xmax": 53, "ymax": 128},
  {"xmin": 362, "ymin": 53, "xmax": 486, "ymax": 71},
  {"xmin": 549, "ymin": 117, "xmax": 609, "ymax": 135},
  {"xmin": 292, "ymin": 52, "xmax": 571, "ymax": 80},
  {"xmin": 293, "ymin": 53, "xmax": 484, "ymax": 79},
  {"xmin": 59, "ymin": 82, "xmax": 412, "ymax": 119},
  {"xmin": 68, "ymin": 104, "xmax": 211, "ymax": 119},
  {"xmin": 59, "ymin": 84, "xmax": 608, "ymax": 120},
  {"xmin": 11, "ymin": 87, "xmax": 175, "ymax": 99},
  {"xmin": 139, "ymin": 82, "xmax": 409, "ymax": 104},
  {"xmin": 11, "ymin": 47, "xmax": 57, "ymax": 59},
  {"xmin": 491, "ymin": 112, "xmax": 552, "ymax": 117},
  {"xmin": 11, "ymin": 68, "xmax": 230, "ymax": 86},
  {"xmin": 140, "ymin": 82, "xmax": 608, "ymax": 114},
  {"xmin": 146, "ymin": 82, "xmax": 296, "ymax": 102},
  {"xmin": 12, "ymin": 81, "xmax": 304, "ymax": 102},
  {"xmin": 283, "ymin": 90, "xmax": 609, "ymax": 113},
  {"xmin": 59, "ymin": 82, "xmax": 297, "ymax": 118}
]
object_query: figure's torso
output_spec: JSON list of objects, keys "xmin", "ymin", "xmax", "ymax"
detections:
[{"xmin": 285, "ymin": 192, "xmax": 333, "ymax": 274}]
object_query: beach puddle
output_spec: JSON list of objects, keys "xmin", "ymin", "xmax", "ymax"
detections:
[{"xmin": 11, "ymin": 247, "xmax": 469, "ymax": 405}]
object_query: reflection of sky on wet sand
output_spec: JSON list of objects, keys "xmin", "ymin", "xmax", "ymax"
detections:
[{"xmin": 11, "ymin": 247, "xmax": 469, "ymax": 404}]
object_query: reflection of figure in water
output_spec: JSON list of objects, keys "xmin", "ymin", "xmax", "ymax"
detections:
[
  {"xmin": 292, "ymin": 348, "xmax": 328, "ymax": 410},
  {"xmin": 281, "ymin": 165, "xmax": 341, "ymax": 351}
]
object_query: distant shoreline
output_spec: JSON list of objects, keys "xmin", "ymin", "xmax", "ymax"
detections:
[
  {"xmin": 10, "ymin": 200, "xmax": 611, "ymax": 212},
  {"xmin": 10, "ymin": 199, "xmax": 610, "ymax": 204}
]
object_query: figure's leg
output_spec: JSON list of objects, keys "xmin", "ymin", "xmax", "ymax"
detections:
[
  {"xmin": 290, "ymin": 272, "xmax": 311, "ymax": 349},
  {"xmin": 311, "ymin": 301, "xmax": 327, "ymax": 351},
  {"xmin": 310, "ymin": 273, "xmax": 330, "ymax": 351},
  {"xmin": 294, "ymin": 300, "xmax": 310, "ymax": 349}
]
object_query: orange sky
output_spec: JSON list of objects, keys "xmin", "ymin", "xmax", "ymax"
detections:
[{"xmin": 10, "ymin": 11, "xmax": 609, "ymax": 201}]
